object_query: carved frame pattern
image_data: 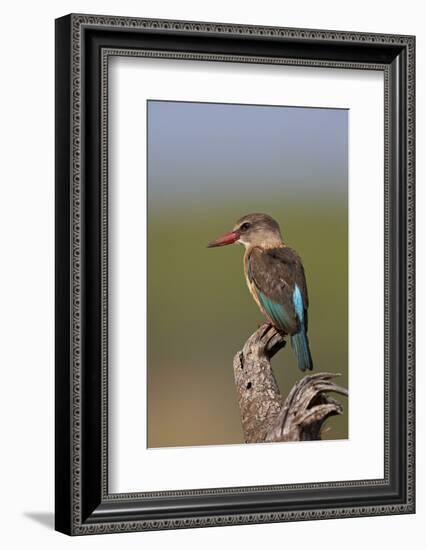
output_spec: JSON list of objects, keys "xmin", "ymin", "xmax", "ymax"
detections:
[{"xmin": 55, "ymin": 13, "xmax": 415, "ymax": 535}]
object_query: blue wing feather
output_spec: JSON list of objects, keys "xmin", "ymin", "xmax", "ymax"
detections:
[
  {"xmin": 292, "ymin": 285, "xmax": 305, "ymax": 324},
  {"xmin": 258, "ymin": 290, "xmax": 295, "ymax": 332},
  {"xmin": 291, "ymin": 284, "xmax": 313, "ymax": 371}
]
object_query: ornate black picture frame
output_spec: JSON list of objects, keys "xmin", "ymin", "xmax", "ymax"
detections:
[{"xmin": 55, "ymin": 14, "xmax": 415, "ymax": 535}]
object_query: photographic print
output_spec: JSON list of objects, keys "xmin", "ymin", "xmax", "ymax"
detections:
[{"xmin": 147, "ymin": 100, "xmax": 348, "ymax": 448}]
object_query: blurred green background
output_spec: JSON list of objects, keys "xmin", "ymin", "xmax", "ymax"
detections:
[{"xmin": 147, "ymin": 101, "xmax": 348, "ymax": 447}]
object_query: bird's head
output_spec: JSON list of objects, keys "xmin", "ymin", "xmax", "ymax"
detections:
[{"xmin": 207, "ymin": 213, "xmax": 283, "ymax": 250}]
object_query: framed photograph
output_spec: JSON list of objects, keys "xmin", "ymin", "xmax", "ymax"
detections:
[{"xmin": 55, "ymin": 14, "xmax": 415, "ymax": 535}]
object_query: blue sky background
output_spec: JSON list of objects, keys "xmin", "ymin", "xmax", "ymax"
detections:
[{"xmin": 147, "ymin": 100, "xmax": 348, "ymax": 212}]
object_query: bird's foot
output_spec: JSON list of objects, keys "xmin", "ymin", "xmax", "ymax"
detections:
[
  {"xmin": 258, "ymin": 321, "xmax": 274, "ymax": 333},
  {"xmin": 255, "ymin": 323, "xmax": 286, "ymax": 357},
  {"xmin": 258, "ymin": 322, "xmax": 286, "ymax": 338}
]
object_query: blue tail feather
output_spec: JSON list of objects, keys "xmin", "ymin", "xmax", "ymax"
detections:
[{"xmin": 291, "ymin": 329, "xmax": 313, "ymax": 372}]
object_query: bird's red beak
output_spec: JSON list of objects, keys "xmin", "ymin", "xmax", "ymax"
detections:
[{"xmin": 207, "ymin": 230, "xmax": 240, "ymax": 248}]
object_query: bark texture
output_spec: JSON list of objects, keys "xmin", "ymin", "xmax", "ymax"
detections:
[{"xmin": 233, "ymin": 323, "xmax": 348, "ymax": 443}]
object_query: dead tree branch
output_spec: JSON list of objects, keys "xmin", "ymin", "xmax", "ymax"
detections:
[{"xmin": 233, "ymin": 323, "xmax": 348, "ymax": 443}]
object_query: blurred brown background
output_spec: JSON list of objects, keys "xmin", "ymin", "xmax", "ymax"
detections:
[{"xmin": 147, "ymin": 101, "xmax": 348, "ymax": 447}]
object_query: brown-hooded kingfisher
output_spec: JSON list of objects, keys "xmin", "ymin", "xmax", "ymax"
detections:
[{"xmin": 207, "ymin": 213, "xmax": 313, "ymax": 372}]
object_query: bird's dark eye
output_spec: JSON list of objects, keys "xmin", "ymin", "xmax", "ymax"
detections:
[{"xmin": 240, "ymin": 222, "xmax": 251, "ymax": 231}]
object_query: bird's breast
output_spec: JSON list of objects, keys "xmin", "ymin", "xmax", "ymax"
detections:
[{"xmin": 244, "ymin": 251, "xmax": 264, "ymax": 313}]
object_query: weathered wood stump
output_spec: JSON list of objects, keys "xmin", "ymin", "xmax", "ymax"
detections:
[{"xmin": 233, "ymin": 323, "xmax": 348, "ymax": 443}]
